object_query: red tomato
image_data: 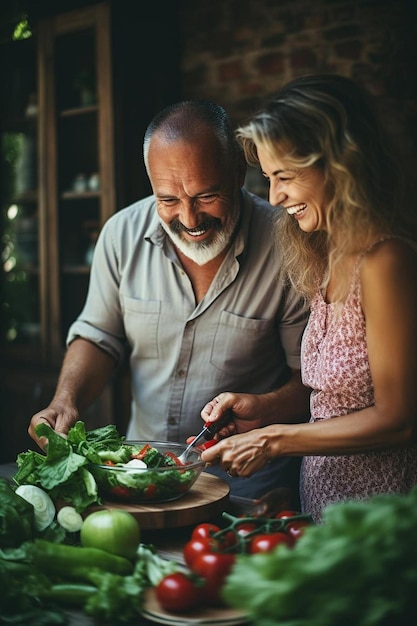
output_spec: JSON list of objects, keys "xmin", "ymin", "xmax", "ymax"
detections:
[
  {"xmin": 275, "ymin": 510, "xmax": 299, "ymax": 519},
  {"xmin": 144, "ymin": 484, "xmax": 157, "ymax": 498},
  {"xmin": 249, "ymin": 532, "xmax": 292, "ymax": 554},
  {"xmin": 191, "ymin": 523, "xmax": 221, "ymax": 541},
  {"xmin": 183, "ymin": 537, "xmax": 218, "ymax": 568},
  {"xmin": 165, "ymin": 451, "xmax": 184, "ymax": 466},
  {"xmin": 235, "ymin": 522, "xmax": 257, "ymax": 538},
  {"xmin": 110, "ymin": 486, "xmax": 131, "ymax": 499},
  {"xmin": 156, "ymin": 572, "xmax": 200, "ymax": 613},
  {"xmin": 191, "ymin": 552, "xmax": 236, "ymax": 604},
  {"xmin": 218, "ymin": 529, "xmax": 237, "ymax": 550},
  {"xmin": 286, "ymin": 519, "xmax": 310, "ymax": 543}
]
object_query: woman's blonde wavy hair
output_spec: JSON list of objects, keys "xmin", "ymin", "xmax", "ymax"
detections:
[{"xmin": 236, "ymin": 74, "xmax": 413, "ymax": 302}]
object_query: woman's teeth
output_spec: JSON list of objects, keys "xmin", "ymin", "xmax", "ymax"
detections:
[{"xmin": 286, "ymin": 203, "xmax": 306, "ymax": 215}]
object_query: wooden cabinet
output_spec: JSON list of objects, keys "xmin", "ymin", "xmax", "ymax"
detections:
[
  {"xmin": 0, "ymin": 1, "xmax": 181, "ymax": 462},
  {"xmin": 38, "ymin": 3, "xmax": 116, "ymax": 364},
  {"xmin": 0, "ymin": 2, "xmax": 116, "ymax": 462}
]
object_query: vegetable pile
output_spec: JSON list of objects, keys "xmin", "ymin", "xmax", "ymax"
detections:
[
  {"xmin": 0, "ymin": 478, "xmax": 181, "ymax": 626},
  {"xmin": 222, "ymin": 488, "xmax": 417, "ymax": 625},
  {"xmin": 13, "ymin": 421, "xmax": 201, "ymax": 509}
]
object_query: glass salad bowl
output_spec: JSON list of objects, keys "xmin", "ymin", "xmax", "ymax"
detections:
[{"xmin": 89, "ymin": 441, "xmax": 205, "ymax": 504}]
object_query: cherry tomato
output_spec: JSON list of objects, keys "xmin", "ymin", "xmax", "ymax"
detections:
[
  {"xmin": 144, "ymin": 484, "xmax": 157, "ymax": 498},
  {"xmin": 183, "ymin": 537, "xmax": 218, "ymax": 568},
  {"xmin": 218, "ymin": 529, "xmax": 237, "ymax": 550},
  {"xmin": 249, "ymin": 532, "xmax": 292, "ymax": 554},
  {"xmin": 191, "ymin": 552, "xmax": 236, "ymax": 604},
  {"xmin": 275, "ymin": 510, "xmax": 299, "ymax": 519},
  {"xmin": 191, "ymin": 523, "xmax": 221, "ymax": 541},
  {"xmin": 109, "ymin": 486, "xmax": 131, "ymax": 500},
  {"xmin": 165, "ymin": 451, "xmax": 184, "ymax": 466},
  {"xmin": 286, "ymin": 519, "xmax": 310, "ymax": 543},
  {"xmin": 156, "ymin": 572, "xmax": 200, "ymax": 613},
  {"xmin": 235, "ymin": 522, "xmax": 257, "ymax": 538}
]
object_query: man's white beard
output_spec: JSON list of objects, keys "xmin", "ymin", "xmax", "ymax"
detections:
[{"xmin": 160, "ymin": 207, "xmax": 240, "ymax": 266}]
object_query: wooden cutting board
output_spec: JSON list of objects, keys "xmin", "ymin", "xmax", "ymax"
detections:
[
  {"xmin": 141, "ymin": 588, "xmax": 249, "ymax": 625},
  {"xmin": 85, "ymin": 473, "xmax": 230, "ymax": 529}
]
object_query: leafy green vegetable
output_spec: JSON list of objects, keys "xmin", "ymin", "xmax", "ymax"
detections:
[
  {"xmin": 0, "ymin": 477, "xmax": 35, "ymax": 548},
  {"xmin": 13, "ymin": 421, "xmax": 198, "ymax": 509},
  {"xmin": 0, "ymin": 537, "xmax": 182, "ymax": 625},
  {"xmin": 142, "ymin": 446, "xmax": 168, "ymax": 467},
  {"xmin": 0, "ymin": 553, "xmax": 67, "ymax": 625},
  {"xmin": 96, "ymin": 445, "xmax": 133, "ymax": 464},
  {"xmin": 136, "ymin": 543, "xmax": 183, "ymax": 586},
  {"xmin": 13, "ymin": 421, "xmax": 123, "ymax": 511},
  {"xmin": 223, "ymin": 488, "xmax": 417, "ymax": 625}
]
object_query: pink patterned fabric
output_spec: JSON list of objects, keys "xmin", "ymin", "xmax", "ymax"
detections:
[{"xmin": 300, "ymin": 257, "xmax": 417, "ymax": 522}]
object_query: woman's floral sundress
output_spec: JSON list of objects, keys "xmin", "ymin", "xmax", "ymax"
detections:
[{"xmin": 300, "ymin": 247, "xmax": 417, "ymax": 522}]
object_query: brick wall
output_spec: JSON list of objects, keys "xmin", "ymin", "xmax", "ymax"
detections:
[{"xmin": 179, "ymin": 0, "xmax": 417, "ymax": 172}]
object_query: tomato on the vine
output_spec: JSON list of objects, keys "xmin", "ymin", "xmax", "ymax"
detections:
[
  {"xmin": 183, "ymin": 537, "xmax": 219, "ymax": 568},
  {"xmin": 235, "ymin": 522, "xmax": 257, "ymax": 538},
  {"xmin": 191, "ymin": 552, "xmax": 236, "ymax": 604},
  {"xmin": 218, "ymin": 529, "xmax": 237, "ymax": 550},
  {"xmin": 275, "ymin": 510, "xmax": 299, "ymax": 519},
  {"xmin": 191, "ymin": 523, "xmax": 221, "ymax": 541},
  {"xmin": 286, "ymin": 519, "xmax": 310, "ymax": 543},
  {"xmin": 249, "ymin": 531, "xmax": 292, "ymax": 554},
  {"xmin": 156, "ymin": 572, "xmax": 200, "ymax": 613}
]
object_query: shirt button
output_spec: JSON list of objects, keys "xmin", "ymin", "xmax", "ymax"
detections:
[
  {"xmin": 187, "ymin": 320, "xmax": 195, "ymax": 328},
  {"xmin": 177, "ymin": 369, "xmax": 185, "ymax": 377},
  {"xmin": 168, "ymin": 417, "xmax": 177, "ymax": 425}
]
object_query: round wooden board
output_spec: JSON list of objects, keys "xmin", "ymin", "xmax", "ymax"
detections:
[
  {"xmin": 86, "ymin": 473, "xmax": 230, "ymax": 529},
  {"xmin": 141, "ymin": 588, "xmax": 248, "ymax": 625}
]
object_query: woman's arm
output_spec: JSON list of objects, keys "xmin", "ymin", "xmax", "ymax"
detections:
[{"xmin": 202, "ymin": 240, "xmax": 417, "ymax": 475}]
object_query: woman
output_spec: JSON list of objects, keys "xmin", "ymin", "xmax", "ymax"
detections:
[{"xmin": 200, "ymin": 74, "xmax": 417, "ymax": 522}]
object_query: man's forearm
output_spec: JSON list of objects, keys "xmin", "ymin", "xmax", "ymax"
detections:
[
  {"xmin": 52, "ymin": 338, "xmax": 117, "ymax": 411},
  {"xmin": 257, "ymin": 369, "xmax": 311, "ymax": 425}
]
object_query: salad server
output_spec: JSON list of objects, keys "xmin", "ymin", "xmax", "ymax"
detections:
[{"xmin": 178, "ymin": 410, "xmax": 233, "ymax": 464}]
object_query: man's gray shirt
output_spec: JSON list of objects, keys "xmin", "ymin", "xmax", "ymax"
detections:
[{"xmin": 67, "ymin": 189, "xmax": 308, "ymax": 498}]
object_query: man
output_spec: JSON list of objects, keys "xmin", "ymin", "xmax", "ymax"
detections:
[{"xmin": 28, "ymin": 100, "xmax": 310, "ymax": 503}]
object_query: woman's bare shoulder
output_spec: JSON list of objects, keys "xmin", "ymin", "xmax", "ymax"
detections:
[{"xmin": 361, "ymin": 237, "xmax": 417, "ymax": 275}]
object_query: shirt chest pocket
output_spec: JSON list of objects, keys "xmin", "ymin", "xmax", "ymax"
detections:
[
  {"xmin": 122, "ymin": 296, "xmax": 161, "ymax": 359},
  {"xmin": 211, "ymin": 309, "xmax": 275, "ymax": 375}
]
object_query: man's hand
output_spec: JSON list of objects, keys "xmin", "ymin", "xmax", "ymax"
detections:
[
  {"xmin": 201, "ymin": 392, "xmax": 264, "ymax": 437},
  {"xmin": 28, "ymin": 404, "xmax": 79, "ymax": 451}
]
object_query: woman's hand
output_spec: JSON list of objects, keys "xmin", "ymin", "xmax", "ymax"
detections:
[{"xmin": 201, "ymin": 427, "xmax": 273, "ymax": 477}]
